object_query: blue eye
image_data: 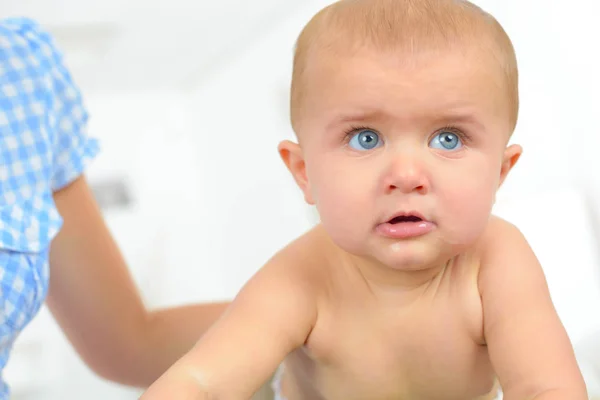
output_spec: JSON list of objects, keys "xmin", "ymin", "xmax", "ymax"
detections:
[
  {"xmin": 348, "ymin": 129, "xmax": 382, "ymax": 151},
  {"xmin": 429, "ymin": 130, "xmax": 463, "ymax": 151}
]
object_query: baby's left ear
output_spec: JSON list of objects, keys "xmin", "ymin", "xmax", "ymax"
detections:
[{"xmin": 498, "ymin": 144, "xmax": 522, "ymax": 188}]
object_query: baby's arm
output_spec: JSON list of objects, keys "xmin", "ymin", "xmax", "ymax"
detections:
[
  {"xmin": 140, "ymin": 255, "xmax": 318, "ymax": 399},
  {"xmin": 479, "ymin": 218, "xmax": 587, "ymax": 399}
]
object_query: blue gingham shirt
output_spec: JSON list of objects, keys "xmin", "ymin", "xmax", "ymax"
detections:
[{"xmin": 0, "ymin": 17, "xmax": 99, "ymax": 396}]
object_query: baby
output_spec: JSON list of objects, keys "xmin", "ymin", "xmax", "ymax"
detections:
[{"xmin": 141, "ymin": 0, "xmax": 587, "ymax": 399}]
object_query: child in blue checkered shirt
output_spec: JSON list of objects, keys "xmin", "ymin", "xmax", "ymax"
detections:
[{"xmin": 0, "ymin": 17, "xmax": 228, "ymax": 398}]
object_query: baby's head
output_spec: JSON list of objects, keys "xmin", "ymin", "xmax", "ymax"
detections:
[{"xmin": 279, "ymin": 0, "xmax": 522, "ymax": 270}]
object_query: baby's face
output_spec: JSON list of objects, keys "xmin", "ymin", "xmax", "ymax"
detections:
[{"xmin": 296, "ymin": 48, "xmax": 518, "ymax": 270}]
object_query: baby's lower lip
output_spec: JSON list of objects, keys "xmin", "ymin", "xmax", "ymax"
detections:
[{"xmin": 376, "ymin": 221, "xmax": 436, "ymax": 239}]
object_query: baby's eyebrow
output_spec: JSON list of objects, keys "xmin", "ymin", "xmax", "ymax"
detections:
[
  {"xmin": 431, "ymin": 112, "xmax": 487, "ymax": 131},
  {"xmin": 325, "ymin": 108, "xmax": 487, "ymax": 132},
  {"xmin": 325, "ymin": 109, "xmax": 388, "ymax": 130}
]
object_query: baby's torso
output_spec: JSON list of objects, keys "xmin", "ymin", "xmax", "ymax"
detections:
[{"xmin": 280, "ymin": 252, "xmax": 496, "ymax": 400}]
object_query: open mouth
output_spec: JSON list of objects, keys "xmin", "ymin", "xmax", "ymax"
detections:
[
  {"xmin": 378, "ymin": 212, "xmax": 434, "ymax": 239},
  {"xmin": 388, "ymin": 215, "xmax": 424, "ymax": 224},
  {"xmin": 377, "ymin": 211, "xmax": 435, "ymax": 240}
]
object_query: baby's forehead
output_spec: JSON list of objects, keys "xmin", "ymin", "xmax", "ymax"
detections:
[
  {"xmin": 291, "ymin": 0, "xmax": 519, "ymax": 134},
  {"xmin": 300, "ymin": 0, "xmax": 503, "ymax": 58},
  {"xmin": 303, "ymin": 45, "xmax": 508, "ymax": 97},
  {"xmin": 296, "ymin": 51, "xmax": 512, "ymax": 133}
]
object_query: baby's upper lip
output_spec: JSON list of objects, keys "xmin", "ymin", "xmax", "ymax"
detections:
[{"xmin": 382, "ymin": 211, "xmax": 429, "ymax": 224}]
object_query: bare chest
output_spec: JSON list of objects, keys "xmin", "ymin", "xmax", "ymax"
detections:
[{"xmin": 285, "ymin": 286, "xmax": 496, "ymax": 399}]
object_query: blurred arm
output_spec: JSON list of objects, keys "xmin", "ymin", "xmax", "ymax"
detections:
[{"xmin": 47, "ymin": 176, "xmax": 229, "ymax": 386}]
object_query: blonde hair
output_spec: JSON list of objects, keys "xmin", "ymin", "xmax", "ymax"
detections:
[{"xmin": 290, "ymin": 0, "xmax": 519, "ymax": 133}]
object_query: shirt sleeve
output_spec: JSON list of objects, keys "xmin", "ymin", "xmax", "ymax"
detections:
[
  {"xmin": 34, "ymin": 21, "xmax": 100, "ymax": 191},
  {"xmin": 0, "ymin": 18, "xmax": 99, "ymax": 252}
]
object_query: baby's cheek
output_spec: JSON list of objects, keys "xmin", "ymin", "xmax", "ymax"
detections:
[
  {"xmin": 314, "ymin": 183, "xmax": 369, "ymax": 251},
  {"xmin": 441, "ymin": 185, "xmax": 495, "ymax": 243},
  {"xmin": 441, "ymin": 165, "xmax": 497, "ymax": 214}
]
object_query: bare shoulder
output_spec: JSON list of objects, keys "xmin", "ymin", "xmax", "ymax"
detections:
[
  {"xmin": 220, "ymin": 224, "xmax": 332, "ymax": 338},
  {"xmin": 262, "ymin": 223, "xmax": 334, "ymax": 295},
  {"xmin": 145, "ymin": 227, "xmax": 330, "ymax": 398},
  {"xmin": 476, "ymin": 215, "xmax": 540, "ymax": 294},
  {"xmin": 477, "ymin": 215, "xmax": 529, "ymax": 264},
  {"xmin": 479, "ymin": 215, "xmax": 524, "ymax": 250}
]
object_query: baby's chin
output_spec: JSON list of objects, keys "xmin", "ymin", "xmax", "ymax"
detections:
[
  {"xmin": 377, "ymin": 245, "xmax": 458, "ymax": 271},
  {"xmin": 377, "ymin": 235, "xmax": 475, "ymax": 270},
  {"xmin": 334, "ymin": 241, "xmax": 451, "ymax": 272},
  {"xmin": 324, "ymin": 226, "xmax": 477, "ymax": 268}
]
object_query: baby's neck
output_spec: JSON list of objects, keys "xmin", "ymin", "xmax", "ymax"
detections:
[{"xmin": 342, "ymin": 251, "xmax": 454, "ymax": 299}]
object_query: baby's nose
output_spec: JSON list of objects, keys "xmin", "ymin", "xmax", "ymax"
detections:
[{"xmin": 383, "ymin": 156, "xmax": 429, "ymax": 195}]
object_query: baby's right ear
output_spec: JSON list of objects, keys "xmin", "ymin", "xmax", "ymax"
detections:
[{"xmin": 278, "ymin": 140, "xmax": 315, "ymax": 205}]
